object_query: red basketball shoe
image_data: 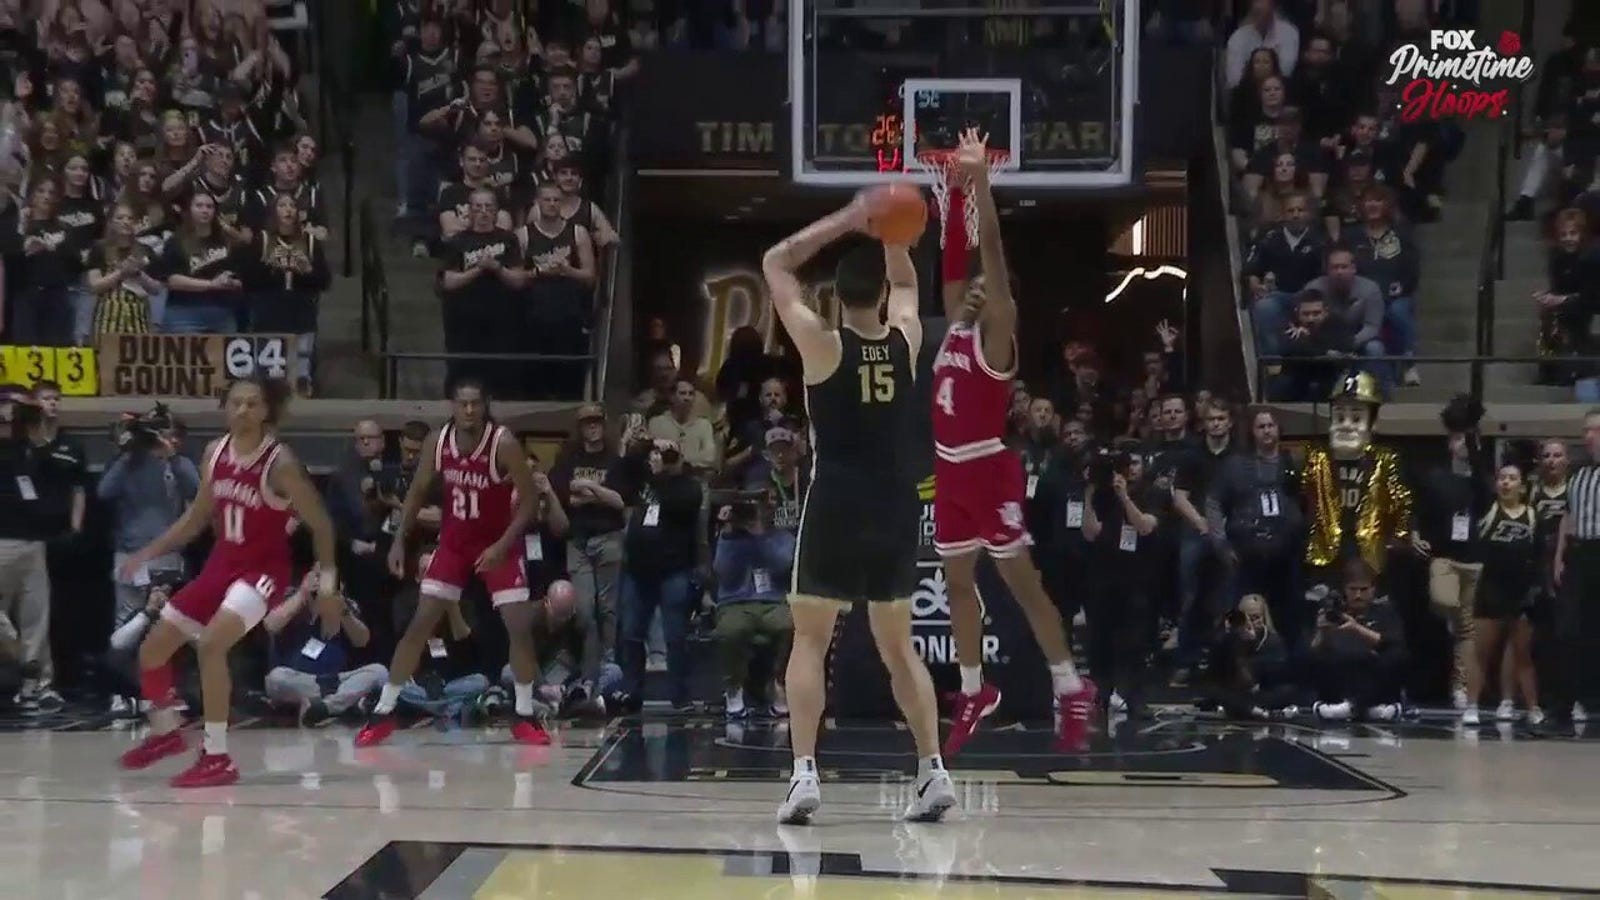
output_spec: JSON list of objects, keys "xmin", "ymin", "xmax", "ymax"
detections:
[
  {"xmin": 942, "ymin": 682, "xmax": 1002, "ymax": 758},
  {"xmin": 118, "ymin": 731, "xmax": 187, "ymax": 770},
  {"xmin": 170, "ymin": 752, "xmax": 239, "ymax": 788},
  {"xmin": 1054, "ymin": 678, "xmax": 1098, "ymax": 753},
  {"xmin": 355, "ymin": 713, "xmax": 397, "ymax": 748}
]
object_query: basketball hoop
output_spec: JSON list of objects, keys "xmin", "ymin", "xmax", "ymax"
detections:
[{"xmin": 910, "ymin": 147, "xmax": 1011, "ymax": 249}]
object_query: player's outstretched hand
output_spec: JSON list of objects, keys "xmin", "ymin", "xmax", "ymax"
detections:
[{"xmin": 955, "ymin": 127, "xmax": 991, "ymax": 183}]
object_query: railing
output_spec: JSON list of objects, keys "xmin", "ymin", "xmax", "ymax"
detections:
[
  {"xmin": 310, "ymin": 0, "xmax": 357, "ymax": 278},
  {"xmin": 381, "ymin": 352, "xmax": 596, "ymax": 399},
  {"xmin": 589, "ymin": 122, "xmax": 631, "ymax": 403},
  {"xmin": 358, "ymin": 198, "xmax": 389, "ymax": 359},
  {"xmin": 1253, "ymin": 355, "xmax": 1600, "ymax": 403},
  {"xmin": 1472, "ymin": 0, "xmax": 1536, "ymax": 397}
]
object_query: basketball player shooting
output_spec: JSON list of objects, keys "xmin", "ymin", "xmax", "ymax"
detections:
[
  {"xmin": 356, "ymin": 380, "xmax": 551, "ymax": 747},
  {"xmin": 762, "ymin": 187, "xmax": 956, "ymax": 825},
  {"xmin": 933, "ymin": 129, "xmax": 1096, "ymax": 756}
]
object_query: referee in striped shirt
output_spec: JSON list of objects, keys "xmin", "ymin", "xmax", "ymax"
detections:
[{"xmin": 1552, "ymin": 410, "xmax": 1600, "ymax": 726}]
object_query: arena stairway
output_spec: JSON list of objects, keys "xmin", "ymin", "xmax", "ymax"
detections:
[{"xmin": 1406, "ymin": 0, "xmax": 1567, "ymax": 403}]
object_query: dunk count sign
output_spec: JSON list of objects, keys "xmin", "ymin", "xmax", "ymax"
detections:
[{"xmin": 98, "ymin": 334, "xmax": 296, "ymax": 397}]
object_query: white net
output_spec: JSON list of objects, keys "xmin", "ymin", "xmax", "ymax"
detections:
[{"xmin": 909, "ymin": 151, "xmax": 1009, "ymax": 249}]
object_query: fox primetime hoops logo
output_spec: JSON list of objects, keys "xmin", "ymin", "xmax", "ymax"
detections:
[{"xmin": 1384, "ymin": 29, "xmax": 1534, "ymax": 122}]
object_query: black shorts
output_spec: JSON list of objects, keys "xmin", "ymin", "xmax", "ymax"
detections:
[
  {"xmin": 792, "ymin": 469, "xmax": 920, "ymax": 604},
  {"xmin": 1473, "ymin": 578, "xmax": 1532, "ymax": 620}
]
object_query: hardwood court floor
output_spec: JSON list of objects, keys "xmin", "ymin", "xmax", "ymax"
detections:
[{"xmin": 0, "ymin": 713, "xmax": 1595, "ymax": 898}]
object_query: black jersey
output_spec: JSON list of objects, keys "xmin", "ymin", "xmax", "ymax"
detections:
[
  {"xmin": 522, "ymin": 217, "xmax": 579, "ymax": 274},
  {"xmin": 1480, "ymin": 502, "xmax": 1536, "ymax": 584},
  {"xmin": 807, "ymin": 325, "xmax": 916, "ymax": 479},
  {"xmin": 404, "ymin": 49, "xmax": 458, "ymax": 128},
  {"xmin": 793, "ymin": 323, "xmax": 921, "ymax": 604}
]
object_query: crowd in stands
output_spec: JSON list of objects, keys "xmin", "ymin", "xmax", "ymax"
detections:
[
  {"xmin": 0, "ymin": 0, "xmax": 327, "ymax": 392},
  {"xmin": 1507, "ymin": 31, "xmax": 1600, "ymax": 400},
  {"xmin": 1231, "ymin": 0, "xmax": 1467, "ymax": 400},
  {"xmin": 386, "ymin": 0, "xmax": 629, "ymax": 401}
]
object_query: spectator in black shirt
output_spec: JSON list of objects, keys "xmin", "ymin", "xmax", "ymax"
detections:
[
  {"xmin": 438, "ymin": 187, "xmax": 526, "ymax": 394},
  {"xmin": 1032, "ymin": 419, "xmax": 1092, "ymax": 629},
  {"xmin": 1414, "ymin": 421, "xmax": 1492, "ymax": 711},
  {"xmin": 1322, "ymin": 148, "xmax": 1376, "ymax": 239},
  {"xmin": 1289, "ymin": 31, "xmax": 1356, "ymax": 143},
  {"xmin": 11, "ymin": 381, "xmax": 85, "ymax": 710},
  {"xmin": 1539, "ymin": 208, "xmax": 1600, "ymax": 398},
  {"xmin": 1082, "ymin": 451, "xmax": 1167, "ymax": 717},
  {"xmin": 58, "ymin": 153, "xmax": 104, "ymax": 345},
  {"xmin": 184, "ymin": 142, "xmax": 252, "ymax": 246},
  {"xmin": 548, "ymin": 404, "xmax": 631, "ymax": 702},
  {"xmin": 242, "ymin": 192, "xmax": 331, "ymax": 393},
  {"xmin": 1278, "ymin": 289, "xmax": 1354, "ymax": 401},
  {"xmin": 1343, "ymin": 184, "xmax": 1421, "ymax": 385},
  {"xmin": 244, "ymin": 143, "xmax": 325, "ymax": 241},
  {"xmin": 1209, "ymin": 408, "xmax": 1307, "ymax": 642},
  {"xmin": 520, "ymin": 180, "xmax": 595, "ymax": 399},
  {"xmin": 1229, "ymin": 74, "xmax": 1290, "ymax": 175},
  {"xmin": 1243, "ymin": 107, "xmax": 1327, "ymax": 204},
  {"xmin": 155, "ymin": 191, "xmax": 242, "ymax": 334},
  {"xmin": 619, "ymin": 437, "xmax": 703, "ymax": 708},
  {"xmin": 1246, "ymin": 189, "xmax": 1325, "ymax": 342},
  {"xmin": 8, "ymin": 178, "xmax": 77, "ymax": 346},
  {"xmin": 1227, "ymin": 47, "xmax": 1284, "ymax": 133},
  {"xmin": 198, "ymin": 82, "xmax": 267, "ymax": 182},
  {"xmin": 437, "ymin": 140, "xmax": 514, "ymax": 247},
  {"xmin": 584, "ymin": 0, "xmax": 640, "ymax": 77},
  {"xmin": 1309, "ymin": 558, "xmax": 1406, "ymax": 721},
  {"xmin": 534, "ymin": 67, "xmax": 597, "ymax": 177}
]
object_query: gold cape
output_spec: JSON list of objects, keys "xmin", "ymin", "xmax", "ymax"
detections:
[{"xmin": 1301, "ymin": 444, "xmax": 1412, "ymax": 572}]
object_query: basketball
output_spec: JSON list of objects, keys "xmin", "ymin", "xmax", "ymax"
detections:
[
  {"xmin": 860, "ymin": 182, "xmax": 929, "ymax": 245},
  {"xmin": 545, "ymin": 578, "xmax": 576, "ymax": 620}
]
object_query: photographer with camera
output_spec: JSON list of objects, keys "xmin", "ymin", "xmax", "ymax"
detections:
[
  {"xmin": 1309, "ymin": 557, "xmax": 1407, "ymax": 721},
  {"xmin": 0, "ymin": 382, "xmax": 85, "ymax": 711},
  {"xmin": 100, "ymin": 405, "xmax": 197, "ymax": 620},
  {"xmin": 326, "ymin": 420, "xmax": 401, "ymax": 660},
  {"xmin": 1203, "ymin": 594, "xmax": 1297, "ymax": 719},
  {"xmin": 618, "ymin": 436, "xmax": 705, "ymax": 710},
  {"xmin": 262, "ymin": 569, "xmax": 389, "ymax": 728},
  {"xmin": 1413, "ymin": 395, "xmax": 1492, "ymax": 712},
  {"xmin": 1081, "ymin": 443, "xmax": 1167, "ymax": 717},
  {"xmin": 713, "ymin": 494, "xmax": 795, "ymax": 719}
]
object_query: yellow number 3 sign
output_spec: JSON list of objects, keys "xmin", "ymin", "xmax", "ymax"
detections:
[{"xmin": 0, "ymin": 346, "xmax": 99, "ymax": 396}]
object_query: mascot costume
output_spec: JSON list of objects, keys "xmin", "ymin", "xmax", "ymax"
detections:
[{"xmin": 1301, "ymin": 371, "xmax": 1412, "ymax": 586}]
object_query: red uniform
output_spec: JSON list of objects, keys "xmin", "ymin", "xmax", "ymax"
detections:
[
  {"xmin": 420, "ymin": 422, "xmax": 529, "ymax": 606},
  {"xmin": 163, "ymin": 435, "xmax": 296, "ymax": 637},
  {"xmin": 931, "ymin": 321, "xmax": 1030, "ymax": 558}
]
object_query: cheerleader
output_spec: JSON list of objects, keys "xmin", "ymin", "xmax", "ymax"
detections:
[{"xmin": 1463, "ymin": 464, "xmax": 1542, "ymax": 726}]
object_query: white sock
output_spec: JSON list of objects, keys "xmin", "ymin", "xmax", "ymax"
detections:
[
  {"xmin": 959, "ymin": 665, "xmax": 982, "ymax": 695},
  {"xmin": 917, "ymin": 755, "xmax": 945, "ymax": 780},
  {"xmin": 792, "ymin": 756, "xmax": 817, "ymax": 778},
  {"xmin": 149, "ymin": 707, "xmax": 179, "ymax": 735},
  {"xmin": 1049, "ymin": 659, "xmax": 1083, "ymax": 695},
  {"xmin": 203, "ymin": 722, "xmax": 228, "ymax": 756},
  {"xmin": 513, "ymin": 682, "xmax": 535, "ymax": 717},
  {"xmin": 374, "ymin": 683, "xmax": 401, "ymax": 715}
]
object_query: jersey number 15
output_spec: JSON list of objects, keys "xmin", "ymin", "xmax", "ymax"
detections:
[{"xmin": 858, "ymin": 363, "xmax": 894, "ymax": 403}]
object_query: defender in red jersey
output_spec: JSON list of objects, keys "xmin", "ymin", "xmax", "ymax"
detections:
[
  {"xmin": 117, "ymin": 378, "xmax": 341, "ymax": 787},
  {"xmin": 933, "ymin": 131, "xmax": 1095, "ymax": 757},
  {"xmin": 357, "ymin": 379, "xmax": 551, "ymax": 747}
]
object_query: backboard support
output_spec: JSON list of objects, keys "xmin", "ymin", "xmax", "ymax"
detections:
[{"xmin": 789, "ymin": 0, "xmax": 1140, "ymax": 189}]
